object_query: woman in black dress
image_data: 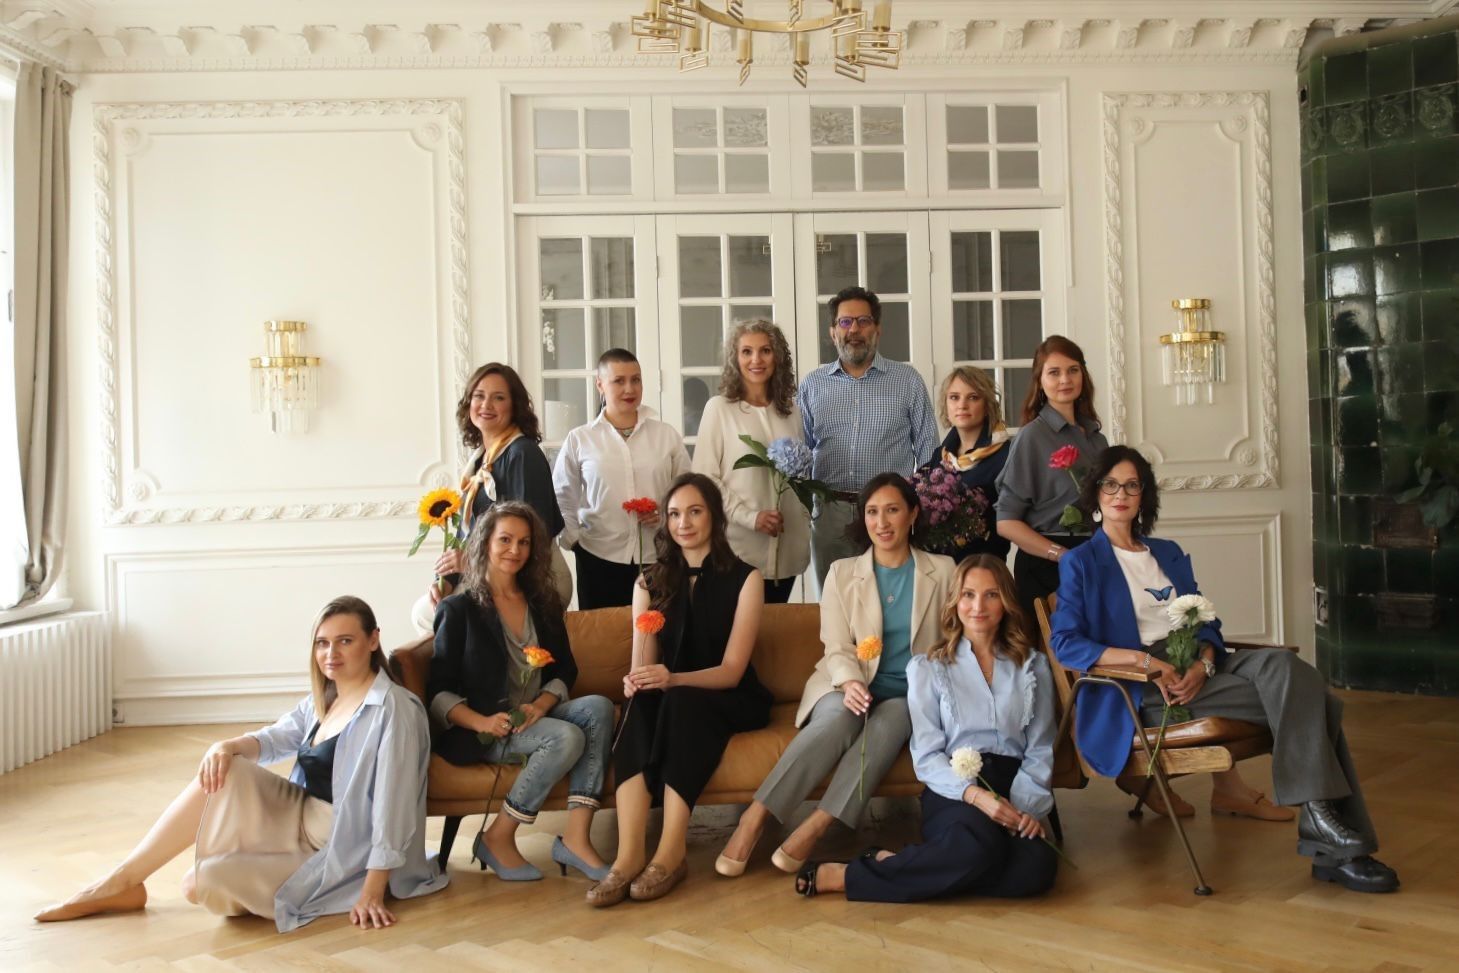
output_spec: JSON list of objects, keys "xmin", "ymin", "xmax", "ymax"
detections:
[
  {"xmin": 586, "ymin": 473, "xmax": 772, "ymax": 907},
  {"xmin": 917, "ymin": 365, "xmax": 1012, "ymax": 564}
]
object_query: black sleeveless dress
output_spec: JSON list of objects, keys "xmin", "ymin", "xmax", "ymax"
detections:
[{"xmin": 613, "ymin": 557, "xmax": 772, "ymax": 808}]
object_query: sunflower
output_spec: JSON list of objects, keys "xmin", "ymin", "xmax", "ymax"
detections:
[{"xmin": 418, "ymin": 487, "xmax": 462, "ymax": 528}]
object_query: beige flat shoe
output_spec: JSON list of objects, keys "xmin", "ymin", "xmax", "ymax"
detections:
[
  {"xmin": 1212, "ymin": 791, "xmax": 1296, "ymax": 822},
  {"xmin": 628, "ymin": 860, "xmax": 687, "ymax": 901},
  {"xmin": 34, "ymin": 884, "xmax": 147, "ymax": 922},
  {"xmin": 585, "ymin": 868, "xmax": 633, "ymax": 908}
]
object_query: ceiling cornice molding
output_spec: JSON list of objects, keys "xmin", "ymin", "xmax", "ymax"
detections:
[{"xmin": 0, "ymin": 2, "xmax": 1452, "ymax": 73}]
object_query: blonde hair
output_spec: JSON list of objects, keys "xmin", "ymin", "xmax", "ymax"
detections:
[
  {"xmin": 308, "ymin": 596, "xmax": 389, "ymax": 717},
  {"xmin": 930, "ymin": 556, "xmax": 1033, "ymax": 667},
  {"xmin": 936, "ymin": 365, "xmax": 1003, "ymax": 432},
  {"xmin": 717, "ymin": 319, "xmax": 796, "ymax": 418}
]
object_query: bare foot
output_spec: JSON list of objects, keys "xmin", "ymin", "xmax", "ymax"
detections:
[
  {"xmin": 35, "ymin": 878, "xmax": 147, "ymax": 922},
  {"xmin": 815, "ymin": 863, "xmax": 847, "ymax": 894}
]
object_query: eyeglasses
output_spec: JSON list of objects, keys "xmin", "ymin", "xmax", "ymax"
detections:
[
  {"xmin": 1098, "ymin": 478, "xmax": 1143, "ymax": 496},
  {"xmin": 834, "ymin": 315, "xmax": 877, "ymax": 330}
]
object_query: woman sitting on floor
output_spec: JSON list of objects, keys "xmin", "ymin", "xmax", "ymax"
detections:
[
  {"xmin": 428, "ymin": 501, "xmax": 615, "ymax": 882},
  {"xmin": 587, "ymin": 473, "xmax": 773, "ymax": 907},
  {"xmin": 1050, "ymin": 445, "xmax": 1398, "ymax": 893},
  {"xmin": 793, "ymin": 555, "xmax": 1059, "ymax": 901},
  {"xmin": 35, "ymin": 596, "xmax": 448, "ymax": 931}
]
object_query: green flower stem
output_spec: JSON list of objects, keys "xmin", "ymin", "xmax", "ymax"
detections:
[{"xmin": 974, "ymin": 774, "xmax": 1077, "ymax": 869}]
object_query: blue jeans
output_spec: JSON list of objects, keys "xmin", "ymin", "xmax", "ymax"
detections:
[{"xmin": 479, "ymin": 695, "xmax": 615, "ymax": 824}]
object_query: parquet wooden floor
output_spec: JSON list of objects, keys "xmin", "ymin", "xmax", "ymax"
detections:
[{"xmin": 2, "ymin": 689, "xmax": 1456, "ymax": 972}]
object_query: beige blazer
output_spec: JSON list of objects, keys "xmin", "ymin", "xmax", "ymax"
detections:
[{"xmin": 793, "ymin": 547, "xmax": 957, "ymax": 727}]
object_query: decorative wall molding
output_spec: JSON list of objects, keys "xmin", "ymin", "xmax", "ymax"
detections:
[
  {"xmin": 6, "ymin": 1, "xmax": 1453, "ymax": 73},
  {"xmin": 92, "ymin": 98, "xmax": 471, "ymax": 525},
  {"xmin": 1101, "ymin": 90, "xmax": 1280, "ymax": 492},
  {"xmin": 1161, "ymin": 512, "xmax": 1285, "ymax": 645}
]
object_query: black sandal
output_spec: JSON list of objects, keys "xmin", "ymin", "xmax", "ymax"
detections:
[{"xmin": 795, "ymin": 861, "xmax": 822, "ymax": 897}]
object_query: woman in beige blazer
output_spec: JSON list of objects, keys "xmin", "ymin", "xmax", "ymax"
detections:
[{"xmin": 716, "ymin": 473, "xmax": 955, "ymax": 877}]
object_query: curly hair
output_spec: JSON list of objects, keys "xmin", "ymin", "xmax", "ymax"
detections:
[
  {"xmin": 1020, "ymin": 335, "xmax": 1101, "ymax": 430},
  {"xmin": 718, "ymin": 319, "xmax": 797, "ymax": 418},
  {"xmin": 936, "ymin": 364, "xmax": 1004, "ymax": 431},
  {"xmin": 642, "ymin": 473, "xmax": 740, "ymax": 615},
  {"xmin": 455, "ymin": 363, "xmax": 542, "ymax": 451},
  {"xmin": 929, "ymin": 555, "xmax": 1034, "ymax": 666},
  {"xmin": 460, "ymin": 501, "xmax": 563, "ymax": 622},
  {"xmin": 847, "ymin": 472, "xmax": 927, "ymax": 553},
  {"xmin": 1076, "ymin": 445, "xmax": 1161, "ymax": 537}
]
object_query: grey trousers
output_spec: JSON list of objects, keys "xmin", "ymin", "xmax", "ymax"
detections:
[
  {"xmin": 808, "ymin": 499, "xmax": 859, "ymax": 601},
  {"xmin": 755, "ymin": 692, "xmax": 912, "ymax": 828},
  {"xmin": 1141, "ymin": 645, "xmax": 1378, "ymax": 864}
]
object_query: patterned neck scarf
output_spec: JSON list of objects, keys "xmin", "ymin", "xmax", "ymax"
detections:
[
  {"xmin": 459, "ymin": 426, "xmax": 522, "ymax": 531},
  {"xmin": 942, "ymin": 423, "xmax": 1010, "ymax": 472}
]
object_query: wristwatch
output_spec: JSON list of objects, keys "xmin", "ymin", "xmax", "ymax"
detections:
[{"xmin": 1201, "ymin": 658, "xmax": 1216, "ymax": 678}]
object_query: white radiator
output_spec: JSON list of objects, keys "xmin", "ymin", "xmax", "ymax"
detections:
[{"xmin": 0, "ymin": 612, "xmax": 111, "ymax": 774}]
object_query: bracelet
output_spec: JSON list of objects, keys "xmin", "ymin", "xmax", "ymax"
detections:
[
  {"xmin": 1046, "ymin": 545, "xmax": 1062, "ymax": 561},
  {"xmin": 1141, "ymin": 652, "xmax": 1151, "ymax": 671}
]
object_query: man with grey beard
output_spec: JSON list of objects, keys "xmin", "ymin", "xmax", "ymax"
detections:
[{"xmin": 798, "ymin": 286, "xmax": 939, "ymax": 598}]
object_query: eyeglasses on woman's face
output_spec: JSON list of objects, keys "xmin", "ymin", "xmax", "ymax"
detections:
[
  {"xmin": 834, "ymin": 315, "xmax": 877, "ymax": 331},
  {"xmin": 1097, "ymin": 478, "xmax": 1143, "ymax": 496}
]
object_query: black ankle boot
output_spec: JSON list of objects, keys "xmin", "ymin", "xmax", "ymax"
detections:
[
  {"xmin": 1298, "ymin": 800, "xmax": 1365, "ymax": 856},
  {"xmin": 1312, "ymin": 855, "xmax": 1400, "ymax": 893}
]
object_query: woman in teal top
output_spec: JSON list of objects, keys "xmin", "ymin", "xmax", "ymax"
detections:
[{"xmin": 716, "ymin": 473, "xmax": 956, "ymax": 878}]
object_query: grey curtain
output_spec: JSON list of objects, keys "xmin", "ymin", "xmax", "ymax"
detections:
[{"xmin": 6, "ymin": 64, "xmax": 71, "ymax": 609}]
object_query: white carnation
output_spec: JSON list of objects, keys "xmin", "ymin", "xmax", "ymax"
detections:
[
  {"xmin": 950, "ymin": 747, "xmax": 983, "ymax": 782},
  {"xmin": 1166, "ymin": 594, "xmax": 1217, "ymax": 628}
]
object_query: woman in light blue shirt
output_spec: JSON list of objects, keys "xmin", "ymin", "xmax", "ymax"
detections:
[
  {"xmin": 793, "ymin": 555, "xmax": 1060, "ymax": 901},
  {"xmin": 34, "ymin": 597, "xmax": 448, "ymax": 931}
]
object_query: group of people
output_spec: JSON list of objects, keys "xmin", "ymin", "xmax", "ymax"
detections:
[{"xmin": 34, "ymin": 287, "xmax": 1396, "ymax": 933}]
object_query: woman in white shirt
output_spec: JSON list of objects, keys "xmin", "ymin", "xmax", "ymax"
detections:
[
  {"xmin": 34, "ymin": 597, "xmax": 447, "ymax": 931},
  {"xmin": 553, "ymin": 349, "xmax": 690, "ymax": 609},
  {"xmin": 692, "ymin": 319, "xmax": 810, "ymax": 603}
]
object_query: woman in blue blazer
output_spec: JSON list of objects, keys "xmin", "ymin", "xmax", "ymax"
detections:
[{"xmin": 1050, "ymin": 446, "xmax": 1397, "ymax": 894}]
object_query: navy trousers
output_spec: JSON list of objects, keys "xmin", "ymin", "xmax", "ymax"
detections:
[{"xmin": 845, "ymin": 754, "xmax": 1058, "ymax": 903}]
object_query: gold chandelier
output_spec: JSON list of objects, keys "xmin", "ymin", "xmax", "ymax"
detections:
[{"xmin": 632, "ymin": 1, "xmax": 903, "ymax": 87}]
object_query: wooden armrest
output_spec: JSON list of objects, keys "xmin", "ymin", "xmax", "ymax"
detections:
[
  {"xmin": 1225, "ymin": 641, "xmax": 1299, "ymax": 654},
  {"xmin": 1087, "ymin": 664, "xmax": 1156, "ymax": 683}
]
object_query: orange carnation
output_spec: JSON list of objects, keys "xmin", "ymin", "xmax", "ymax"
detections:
[
  {"xmin": 635, "ymin": 610, "xmax": 666, "ymax": 635},
  {"xmin": 855, "ymin": 636, "xmax": 883, "ymax": 662},
  {"xmin": 522, "ymin": 646, "xmax": 555, "ymax": 669}
]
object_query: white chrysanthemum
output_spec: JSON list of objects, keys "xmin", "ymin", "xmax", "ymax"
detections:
[
  {"xmin": 1166, "ymin": 594, "xmax": 1217, "ymax": 628},
  {"xmin": 950, "ymin": 747, "xmax": 983, "ymax": 782}
]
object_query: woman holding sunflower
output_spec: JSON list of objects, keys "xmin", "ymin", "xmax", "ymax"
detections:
[
  {"xmin": 427, "ymin": 502, "xmax": 615, "ymax": 883},
  {"xmin": 410, "ymin": 363, "xmax": 570, "ymax": 634},
  {"xmin": 716, "ymin": 473, "xmax": 954, "ymax": 878}
]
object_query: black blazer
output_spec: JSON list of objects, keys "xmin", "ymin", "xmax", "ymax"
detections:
[{"xmin": 427, "ymin": 592, "xmax": 578, "ymax": 718}]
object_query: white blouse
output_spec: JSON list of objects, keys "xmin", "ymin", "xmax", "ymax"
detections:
[
  {"xmin": 1111, "ymin": 545, "xmax": 1178, "ymax": 647},
  {"xmin": 690, "ymin": 396, "xmax": 811, "ymax": 581},
  {"xmin": 552, "ymin": 407, "xmax": 690, "ymax": 565}
]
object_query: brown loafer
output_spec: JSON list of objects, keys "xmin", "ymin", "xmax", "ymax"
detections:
[
  {"xmin": 34, "ymin": 883, "xmax": 147, "ymax": 922},
  {"xmin": 1116, "ymin": 775, "xmax": 1195, "ymax": 818},
  {"xmin": 1212, "ymin": 791, "xmax": 1296, "ymax": 822},
  {"xmin": 628, "ymin": 859, "xmax": 687, "ymax": 902},
  {"xmin": 585, "ymin": 868, "xmax": 633, "ymax": 908}
]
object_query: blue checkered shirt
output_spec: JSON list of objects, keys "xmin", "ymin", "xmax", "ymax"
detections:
[{"xmin": 798, "ymin": 353, "xmax": 939, "ymax": 493}]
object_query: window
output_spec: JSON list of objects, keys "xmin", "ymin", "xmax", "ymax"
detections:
[
  {"xmin": 1, "ymin": 70, "xmax": 25, "ymax": 608},
  {"xmin": 670, "ymin": 105, "xmax": 771, "ymax": 195},
  {"xmin": 808, "ymin": 104, "xmax": 907, "ymax": 192}
]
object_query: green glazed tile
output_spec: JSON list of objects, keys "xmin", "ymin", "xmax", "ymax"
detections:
[
  {"xmin": 1371, "ymin": 192, "xmax": 1417, "ymax": 246},
  {"xmin": 1420, "ymin": 238, "xmax": 1459, "ymax": 288},
  {"xmin": 1312, "ymin": 156, "xmax": 1331, "ymax": 204},
  {"xmin": 1327, "ymin": 199, "xmax": 1374, "ymax": 250},
  {"xmin": 1416, "ymin": 186, "xmax": 1459, "ymax": 240},
  {"xmin": 1304, "ymin": 205, "xmax": 1316, "ymax": 254},
  {"xmin": 1369, "ymin": 43, "xmax": 1414, "ymax": 96},
  {"xmin": 1329, "ymin": 297, "xmax": 1377, "ymax": 348},
  {"xmin": 1325, "ymin": 50, "xmax": 1369, "ymax": 105},
  {"xmin": 1340, "ymin": 546, "xmax": 1385, "ymax": 593},
  {"xmin": 1327, "ymin": 103, "xmax": 1369, "ymax": 153},
  {"xmin": 1326, "ymin": 145, "xmax": 1371, "ymax": 201},
  {"xmin": 1385, "ymin": 548, "xmax": 1434, "ymax": 593},
  {"xmin": 1339, "ymin": 495, "xmax": 1374, "ymax": 545},
  {"xmin": 1435, "ymin": 547, "xmax": 1459, "ymax": 597},
  {"xmin": 1376, "ymin": 294, "xmax": 1422, "ymax": 344},
  {"xmin": 1336, "ymin": 395, "xmax": 1379, "ymax": 446},
  {"xmin": 1337, "ymin": 445, "xmax": 1383, "ymax": 494},
  {"xmin": 1374, "ymin": 244, "xmax": 1422, "ymax": 295},
  {"xmin": 1425, "ymin": 339, "xmax": 1459, "ymax": 391},
  {"xmin": 1427, "ymin": 391, "xmax": 1459, "ymax": 432},
  {"xmin": 1377, "ymin": 342, "xmax": 1427, "ymax": 396},
  {"xmin": 1420, "ymin": 289, "xmax": 1459, "ymax": 343},
  {"xmin": 1314, "ymin": 206, "xmax": 1329, "ymax": 252},
  {"xmin": 1381, "ymin": 445, "xmax": 1422, "ymax": 492},
  {"xmin": 1327, "ymin": 253, "xmax": 1374, "ymax": 299},
  {"xmin": 1414, "ymin": 133, "xmax": 1459, "ymax": 187},
  {"xmin": 1306, "ymin": 300, "xmax": 1323, "ymax": 351},
  {"xmin": 1321, "ymin": 396, "xmax": 1335, "ymax": 443},
  {"xmin": 1337, "ymin": 350, "xmax": 1376, "ymax": 395},
  {"xmin": 1303, "ymin": 108, "xmax": 1327, "ymax": 160},
  {"xmin": 1309, "ymin": 397, "xmax": 1325, "ymax": 443},
  {"xmin": 1415, "ymin": 34, "xmax": 1459, "ymax": 88},
  {"xmin": 1308, "ymin": 57, "xmax": 1328, "ymax": 109},
  {"xmin": 1378, "ymin": 392, "xmax": 1428, "ymax": 445},
  {"xmin": 1311, "ymin": 443, "xmax": 1333, "ymax": 494},
  {"xmin": 1369, "ymin": 144, "xmax": 1414, "ymax": 196}
]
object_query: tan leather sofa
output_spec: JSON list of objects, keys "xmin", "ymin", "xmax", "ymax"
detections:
[{"xmin": 390, "ymin": 603, "xmax": 921, "ymax": 865}]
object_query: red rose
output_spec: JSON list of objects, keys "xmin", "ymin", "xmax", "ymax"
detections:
[{"xmin": 1048, "ymin": 446, "xmax": 1079, "ymax": 470}]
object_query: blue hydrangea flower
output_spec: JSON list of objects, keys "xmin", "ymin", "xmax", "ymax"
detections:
[{"xmin": 767, "ymin": 437, "xmax": 813, "ymax": 479}]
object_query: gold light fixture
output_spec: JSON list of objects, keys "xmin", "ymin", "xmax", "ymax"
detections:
[
  {"xmin": 1159, "ymin": 299, "xmax": 1226, "ymax": 406},
  {"xmin": 632, "ymin": 0, "xmax": 903, "ymax": 87},
  {"xmin": 249, "ymin": 320, "xmax": 321, "ymax": 433}
]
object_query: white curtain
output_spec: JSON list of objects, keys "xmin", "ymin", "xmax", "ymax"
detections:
[{"xmin": 3, "ymin": 63, "xmax": 70, "ymax": 609}]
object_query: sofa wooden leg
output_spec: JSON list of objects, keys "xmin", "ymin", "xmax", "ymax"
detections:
[{"xmin": 438, "ymin": 815, "xmax": 463, "ymax": 872}]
